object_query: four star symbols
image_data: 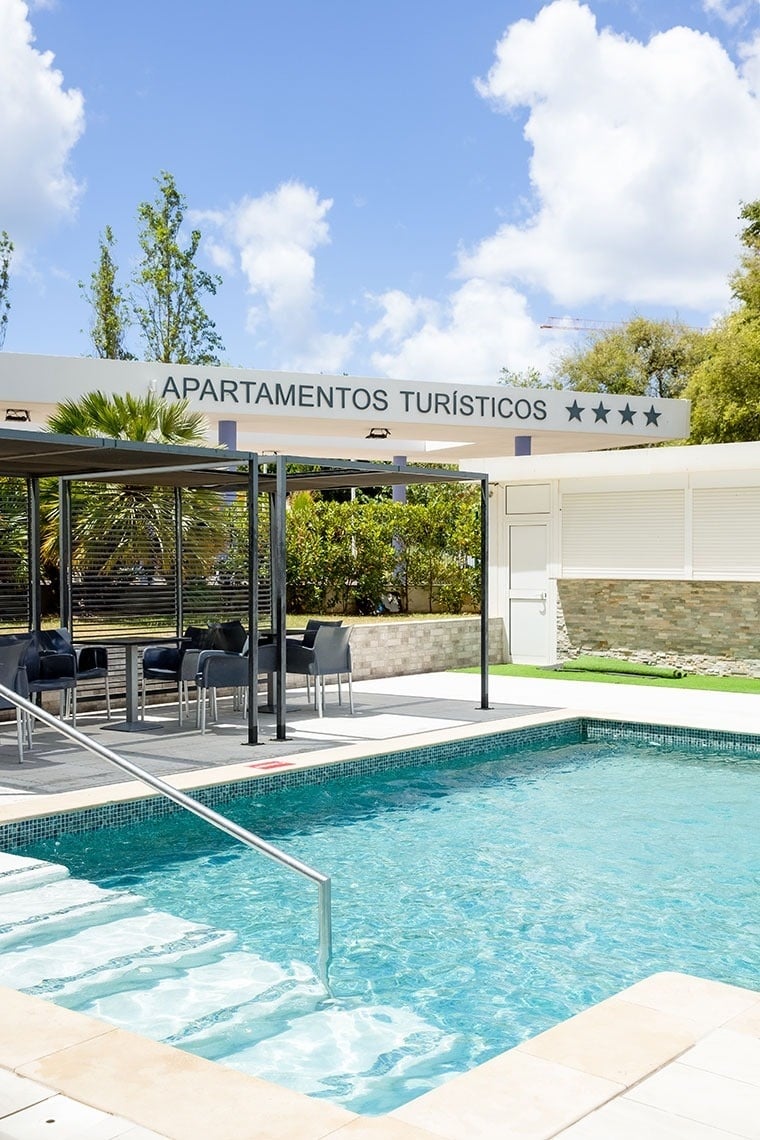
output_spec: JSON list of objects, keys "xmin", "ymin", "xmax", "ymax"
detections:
[{"xmin": 563, "ymin": 399, "xmax": 665, "ymax": 428}]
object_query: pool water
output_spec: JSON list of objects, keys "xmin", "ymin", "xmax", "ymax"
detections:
[{"xmin": 24, "ymin": 737, "xmax": 760, "ymax": 1113}]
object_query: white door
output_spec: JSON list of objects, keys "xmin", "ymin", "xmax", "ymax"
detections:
[{"xmin": 508, "ymin": 522, "xmax": 552, "ymax": 664}]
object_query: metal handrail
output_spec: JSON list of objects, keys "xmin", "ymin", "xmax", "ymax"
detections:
[{"xmin": 0, "ymin": 682, "xmax": 332, "ymax": 986}]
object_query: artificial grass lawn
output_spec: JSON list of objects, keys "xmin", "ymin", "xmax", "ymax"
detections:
[{"xmin": 461, "ymin": 663, "xmax": 760, "ymax": 695}]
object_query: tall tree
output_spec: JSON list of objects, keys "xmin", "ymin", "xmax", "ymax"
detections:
[
  {"xmin": 80, "ymin": 225, "xmax": 133, "ymax": 359},
  {"xmin": 133, "ymin": 171, "xmax": 224, "ymax": 365},
  {"xmin": 0, "ymin": 231, "xmax": 13, "ymax": 350},
  {"xmin": 684, "ymin": 321, "xmax": 760, "ymax": 443},
  {"xmin": 685, "ymin": 200, "xmax": 760, "ymax": 444},
  {"xmin": 731, "ymin": 199, "xmax": 760, "ymax": 314},
  {"xmin": 551, "ymin": 316, "xmax": 706, "ymax": 398}
]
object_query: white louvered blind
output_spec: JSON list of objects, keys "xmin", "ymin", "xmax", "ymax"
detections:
[
  {"xmin": 693, "ymin": 487, "xmax": 760, "ymax": 577},
  {"xmin": 562, "ymin": 490, "xmax": 685, "ymax": 577}
]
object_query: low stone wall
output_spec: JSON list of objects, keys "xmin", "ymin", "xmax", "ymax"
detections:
[
  {"xmin": 347, "ymin": 616, "xmax": 506, "ymax": 681},
  {"xmin": 558, "ymin": 579, "xmax": 760, "ymax": 675}
]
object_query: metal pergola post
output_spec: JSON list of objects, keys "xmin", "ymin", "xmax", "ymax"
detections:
[
  {"xmin": 274, "ymin": 456, "xmax": 288, "ymax": 740},
  {"xmin": 246, "ymin": 455, "xmax": 260, "ymax": 745},
  {"xmin": 59, "ymin": 477, "xmax": 73, "ymax": 633},
  {"xmin": 480, "ymin": 476, "xmax": 490, "ymax": 710},
  {"xmin": 174, "ymin": 487, "xmax": 184, "ymax": 639},
  {"xmin": 26, "ymin": 476, "xmax": 41, "ymax": 632}
]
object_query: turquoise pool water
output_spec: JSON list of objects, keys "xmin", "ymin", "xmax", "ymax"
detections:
[{"xmin": 21, "ymin": 735, "xmax": 760, "ymax": 1113}]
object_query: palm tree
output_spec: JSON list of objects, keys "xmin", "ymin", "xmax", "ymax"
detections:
[
  {"xmin": 48, "ymin": 390, "xmax": 207, "ymax": 443},
  {"xmin": 43, "ymin": 392, "xmax": 229, "ymax": 588}
]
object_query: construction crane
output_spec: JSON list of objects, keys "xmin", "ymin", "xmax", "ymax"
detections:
[
  {"xmin": 540, "ymin": 315, "xmax": 706, "ymax": 332},
  {"xmin": 540, "ymin": 316, "xmax": 622, "ymax": 331}
]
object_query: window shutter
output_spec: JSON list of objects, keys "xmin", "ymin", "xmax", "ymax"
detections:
[
  {"xmin": 693, "ymin": 487, "xmax": 760, "ymax": 577},
  {"xmin": 562, "ymin": 490, "xmax": 685, "ymax": 577}
]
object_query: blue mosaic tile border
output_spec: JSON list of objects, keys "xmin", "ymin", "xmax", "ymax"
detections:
[
  {"xmin": 583, "ymin": 719, "xmax": 760, "ymax": 755},
  {"xmin": 5, "ymin": 716, "xmax": 760, "ymax": 851},
  {"xmin": 0, "ymin": 718, "xmax": 582, "ymax": 850}
]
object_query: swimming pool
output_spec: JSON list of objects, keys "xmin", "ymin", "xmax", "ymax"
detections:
[{"xmin": 6, "ymin": 719, "xmax": 760, "ymax": 1115}]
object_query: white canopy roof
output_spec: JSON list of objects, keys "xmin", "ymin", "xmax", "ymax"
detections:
[{"xmin": 0, "ymin": 352, "xmax": 690, "ymax": 462}]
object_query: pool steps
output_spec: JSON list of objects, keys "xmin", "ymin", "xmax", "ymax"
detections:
[
  {"xmin": 0, "ymin": 852, "xmax": 69, "ymax": 892},
  {"xmin": 0, "ymin": 878, "xmax": 139, "ymax": 949},
  {"xmin": 0, "ymin": 913, "xmax": 239, "ymax": 1002},
  {"xmin": 0, "ymin": 851, "xmax": 457, "ymax": 1100}
]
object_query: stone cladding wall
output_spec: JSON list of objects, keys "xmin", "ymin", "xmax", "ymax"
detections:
[
  {"xmin": 348, "ymin": 617, "xmax": 506, "ymax": 681},
  {"xmin": 557, "ymin": 579, "xmax": 760, "ymax": 676}
]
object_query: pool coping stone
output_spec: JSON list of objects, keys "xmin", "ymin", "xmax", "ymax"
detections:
[{"xmin": 3, "ymin": 972, "xmax": 760, "ymax": 1140}]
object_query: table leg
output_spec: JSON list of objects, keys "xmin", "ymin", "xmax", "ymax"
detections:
[
  {"xmin": 108, "ymin": 643, "xmax": 161, "ymax": 732},
  {"xmin": 124, "ymin": 644, "xmax": 139, "ymax": 723}
]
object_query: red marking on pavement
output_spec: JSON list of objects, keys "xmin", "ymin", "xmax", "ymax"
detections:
[{"xmin": 247, "ymin": 760, "xmax": 297, "ymax": 770}]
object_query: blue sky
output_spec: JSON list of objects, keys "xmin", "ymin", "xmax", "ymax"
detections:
[{"xmin": 2, "ymin": 0, "xmax": 759, "ymax": 384}]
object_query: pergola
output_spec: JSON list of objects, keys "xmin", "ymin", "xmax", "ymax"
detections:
[{"xmin": 0, "ymin": 426, "xmax": 490, "ymax": 744}]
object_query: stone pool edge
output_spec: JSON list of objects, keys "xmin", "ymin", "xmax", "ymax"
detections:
[{"xmin": 2, "ymin": 971, "xmax": 760, "ymax": 1140}]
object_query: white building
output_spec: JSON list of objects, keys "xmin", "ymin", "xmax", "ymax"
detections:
[
  {"xmin": 484, "ymin": 444, "xmax": 760, "ymax": 671},
  {"xmin": 5, "ymin": 353, "xmax": 756, "ymax": 671}
]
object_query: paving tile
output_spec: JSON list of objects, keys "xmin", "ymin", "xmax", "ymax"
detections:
[
  {"xmin": 554, "ymin": 1094, "xmax": 743, "ymax": 1138},
  {"xmin": 18, "ymin": 1026, "xmax": 355, "ymax": 1140},
  {"xmin": 112, "ymin": 1128, "xmax": 171, "ymax": 1139},
  {"xmin": 725, "ymin": 1000, "xmax": 760, "ymax": 1039},
  {"xmin": 0, "ymin": 1068, "xmax": 53, "ymax": 1117},
  {"xmin": 391, "ymin": 1048, "xmax": 621, "ymax": 1140},
  {"xmin": 627, "ymin": 1060, "xmax": 760, "ymax": 1139},
  {"xmin": 619, "ymin": 972, "xmax": 760, "ymax": 1034},
  {"xmin": 0, "ymin": 1092, "xmax": 135, "ymax": 1139},
  {"xmin": 518, "ymin": 995, "xmax": 697, "ymax": 1084},
  {"xmin": 329, "ymin": 1116, "xmax": 446, "ymax": 1138},
  {"xmin": 680, "ymin": 1028, "xmax": 760, "ymax": 1087}
]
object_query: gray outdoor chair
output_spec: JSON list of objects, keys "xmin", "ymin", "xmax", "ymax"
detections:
[
  {"xmin": 287, "ymin": 619, "xmax": 342, "ymax": 704},
  {"xmin": 195, "ymin": 641, "xmax": 277, "ymax": 733},
  {"xmin": 300, "ymin": 618, "xmax": 343, "ymax": 647},
  {"xmin": 22, "ymin": 631, "xmax": 78, "ymax": 727},
  {"xmin": 0, "ymin": 638, "xmax": 32, "ymax": 763},
  {"xmin": 44, "ymin": 627, "xmax": 111, "ymax": 719},
  {"xmin": 285, "ymin": 623, "xmax": 353, "ymax": 717}
]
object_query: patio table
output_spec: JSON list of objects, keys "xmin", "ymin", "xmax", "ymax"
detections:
[{"xmin": 78, "ymin": 634, "xmax": 186, "ymax": 732}]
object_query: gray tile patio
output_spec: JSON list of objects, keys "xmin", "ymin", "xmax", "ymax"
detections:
[{"xmin": 0, "ymin": 679, "xmax": 554, "ymax": 797}]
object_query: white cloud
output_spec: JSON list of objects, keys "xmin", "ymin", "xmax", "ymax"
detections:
[
  {"xmin": 464, "ymin": 0, "xmax": 760, "ymax": 311},
  {"xmin": 197, "ymin": 181, "xmax": 353, "ymax": 369},
  {"xmin": 224, "ymin": 182, "xmax": 330, "ymax": 322},
  {"xmin": 367, "ymin": 290, "xmax": 438, "ymax": 346},
  {"xmin": 358, "ymin": 1, "xmax": 760, "ymax": 385},
  {"xmin": 369, "ymin": 279, "xmax": 557, "ymax": 384},
  {"xmin": 739, "ymin": 30, "xmax": 760, "ymax": 94},
  {"xmin": 702, "ymin": 0, "xmax": 755, "ymax": 27},
  {"xmin": 0, "ymin": 0, "xmax": 85, "ymax": 248},
  {"xmin": 286, "ymin": 329, "xmax": 359, "ymax": 375},
  {"xmin": 191, "ymin": 3, "xmax": 760, "ymax": 384}
]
